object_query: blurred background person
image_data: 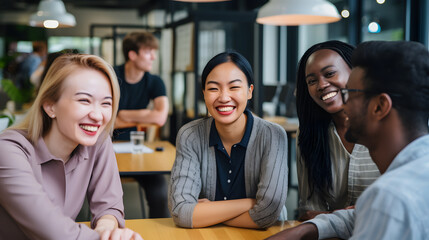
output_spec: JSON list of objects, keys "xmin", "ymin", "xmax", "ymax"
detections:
[
  {"xmin": 30, "ymin": 49, "xmax": 80, "ymax": 94},
  {"xmin": 15, "ymin": 41, "xmax": 47, "ymax": 90},
  {"xmin": 114, "ymin": 31, "xmax": 169, "ymax": 218}
]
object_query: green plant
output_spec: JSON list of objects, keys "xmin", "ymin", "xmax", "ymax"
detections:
[
  {"xmin": 0, "ymin": 112, "xmax": 15, "ymax": 127},
  {"xmin": 0, "ymin": 55, "xmax": 15, "ymax": 69},
  {"xmin": 1, "ymin": 79, "xmax": 34, "ymax": 104}
]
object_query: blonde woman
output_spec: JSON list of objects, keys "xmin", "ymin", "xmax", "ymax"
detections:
[{"xmin": 0, "ymin": 54, "xmax": 142, "ymax": 240}]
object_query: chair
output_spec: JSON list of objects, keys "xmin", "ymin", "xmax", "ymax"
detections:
[
  {"xmin": 121, "ymin": 177, "xmax": 147, "ymax": 218},
  {"xmin": 121, "ymin": 123, "xmax": 161, "ymax": 219}
]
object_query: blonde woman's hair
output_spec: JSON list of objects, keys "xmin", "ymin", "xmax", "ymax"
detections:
[{"xmin": 13, "ymin": 54, "xmax": 120, "ymax": 144}]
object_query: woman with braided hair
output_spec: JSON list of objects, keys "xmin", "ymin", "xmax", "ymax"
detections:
[{"xmin": 296, "ymin": 40, "xmax": 380, "ymax": 221}]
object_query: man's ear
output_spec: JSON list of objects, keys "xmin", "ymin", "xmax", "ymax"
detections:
[
  {"xmin": 370, "ymin": 93, "xmax": 392, "ymax": 121},
  {"xmin": 42, "ymin": 101, "xmax": 56, "ymax": 118},
  {"xmin": 128, "ymin": 51, "xmax": 137, "ymax": 61}
]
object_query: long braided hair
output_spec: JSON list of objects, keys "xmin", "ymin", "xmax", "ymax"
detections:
[{"xmin": 296, "ymin": 40, "xmax": 354, "ymax": 200}]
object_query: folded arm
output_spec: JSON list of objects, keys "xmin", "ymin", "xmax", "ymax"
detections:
[
  {"xmin": 170, "ymin": 124, "xmax": 257, "ymax": 229},
  {"xmin": 114, "ymin": 116, "xmax": 137, "ymax": 129},
  {"xmin": 117, "ymin": 96, "xmax": 168, "ymax": 127},
  {"xmin": 223, "ymin": 210, "xmax": 259, "ymax": 228},
  {"xmin": 192, "ymin": 198, "xmax": 258, "ymax": 228},
  {"xmin": 170, "ymin": 121, "xmax": 287, "ymax": 229}
]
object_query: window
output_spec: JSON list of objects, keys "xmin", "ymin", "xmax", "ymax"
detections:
[
  {"xmin": 48, "ymin": 37, "xmax": 101, "ymax": 54},
  {"xmin": 16, "ymin": 41, "xmax": 33, "ymax": 53},
  {"xmin": 362, "ymin": 0, "xmax": 405, "ymax": 41}
]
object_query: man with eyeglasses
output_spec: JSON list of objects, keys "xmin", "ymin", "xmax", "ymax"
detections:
[{"xmin": 267, "ymin": 41, "xmax": 429, "ymax": 239}]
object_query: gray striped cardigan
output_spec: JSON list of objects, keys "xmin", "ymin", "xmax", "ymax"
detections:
[{"xmin": 168, "ymin": 114, "xmax": 289, "ymax": 228}]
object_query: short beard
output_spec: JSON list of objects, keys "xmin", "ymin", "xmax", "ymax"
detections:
[
  {"xmin": 345, "ymin": 99, "xmax": 370, "ymax": 144},
  {"xmin": 345, "ymin": 116, "xmax": 367, "ymax": 144}
]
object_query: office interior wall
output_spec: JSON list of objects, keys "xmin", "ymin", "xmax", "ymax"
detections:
[{"xmin": 0, "ymin": 6, "xmax": 145, "ymax": 37}]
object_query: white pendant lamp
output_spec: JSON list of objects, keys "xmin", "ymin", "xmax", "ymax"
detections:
[
  {"xmin": 257, "ymin": 0, "xmax": 341, "ymax": 26},
  {"xmin": 29, "ymin": 0, "xmax": 76, "ymax": 28}
]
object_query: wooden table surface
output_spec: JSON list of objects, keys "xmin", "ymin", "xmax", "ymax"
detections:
[
  {"xmin": 115, "ymin": 141, "xmax": 176, "ymax": 176},
  {"xmin": 83, "ymin": 218, "xmax": 300, "ymax": 240},
  {"xmin": 263, "ymin": 116, "xmax": 299, "ymax": 133}
]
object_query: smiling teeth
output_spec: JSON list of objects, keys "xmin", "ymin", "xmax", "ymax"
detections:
[
  {"xmin": 80, "ymin": 125, "xmax": 98, "ymax": 132},
  {"xmin": 217, "ymin": 107, "xmax": 234, "ymax": 112},
  {"xmin": 322, "ymin": 92, "xmax": 338, "ymax": 101}
]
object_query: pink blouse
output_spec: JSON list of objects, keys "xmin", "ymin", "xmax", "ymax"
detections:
[{"xmin": 0, "ymin": 129, "xmax": 124, "ymax": 239}]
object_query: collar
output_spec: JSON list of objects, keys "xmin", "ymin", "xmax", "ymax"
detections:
[
  {"xmin": 35, "ymin": 136, "xmax": 89, "ymax": 165},
  {"xmin": 385, "ymin": 134, "xmax": 429, "ymax": 173},
  {"xmin": 209, "ymin": 109, "xmax": 254, "ymax": 148}
]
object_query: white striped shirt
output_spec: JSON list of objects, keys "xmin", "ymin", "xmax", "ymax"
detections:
[{"xmin": 297, "ymin": 122, "xmax": 380, "ymax": 216}]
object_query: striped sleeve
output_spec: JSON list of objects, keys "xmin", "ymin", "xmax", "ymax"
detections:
[
  {"xmin": 347, "ymin": 144, "xmax": 380, "ymax": 205},
  {"xmin": 297, "ymin": 123, "xmax": 380, "ymax": 215},
  {"xmin": 168, "ymin": 121, "xmax": 203, "ymax": 228},
  {"xmin": 248, "ymin": 120, "xmax": 289, "ymax": 228},
  {"xmin": 308, "ymin": 209, "xmax": 355, "ymax": 239}
]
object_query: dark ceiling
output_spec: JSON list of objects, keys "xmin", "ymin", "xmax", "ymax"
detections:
[
  {"xmin": 0, "ymin": 0, "xmax": 267, "ymax": 14},
  {"xmin": 0, "ymin": 0, "xmax": 157, "ymax": 11}
]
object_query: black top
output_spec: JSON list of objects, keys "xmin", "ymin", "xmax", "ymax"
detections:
[
  {"xmin": 113, "ymin": 64, "xmax": 166, "ymax": 140},
  {"xmin": 209, "ymin": 109, "xmax": 254, "ymax": 201}
]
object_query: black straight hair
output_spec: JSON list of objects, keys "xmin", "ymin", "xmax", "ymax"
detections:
[
  {"xmin": 296, "ymin": 40, "xmax": 355, "ymax": 199},
  {"xmin": 201, "ymin": 50, "xmax": 254, "ymax": 90}
]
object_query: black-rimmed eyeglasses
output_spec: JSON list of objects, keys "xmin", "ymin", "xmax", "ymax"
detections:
[
  {"xmin": 340, "ymin": 88, "xmax": 402, "ymax": 104},
  {"xmin": 340, "ymin": 88, "xmax": 369, "ymax": 104}
]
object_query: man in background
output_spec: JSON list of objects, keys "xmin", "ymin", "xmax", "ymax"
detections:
[
  {"xmin": 267, "ymin": 41, "xmax": 429, "ymax": 239},
  {"xmin": 114, "ymin": 31, "xmax": 168, "ymax": 138},
  {"xmin": 114, "ymin": 31, "xmax": 169, "ymax": 218}
]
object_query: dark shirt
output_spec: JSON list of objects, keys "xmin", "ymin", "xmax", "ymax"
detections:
[
  {"xmin": 210, "ymin": 109, "xmax": 253, "ymax": 201},
  {"xmin": 113, "ymin": 64, "xmax": 166, "ymax": 140}
]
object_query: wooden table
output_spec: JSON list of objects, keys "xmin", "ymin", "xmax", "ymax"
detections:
[
  {"xmin": 263, "ymin": 116, "xmax": 299, "ymax": 134},
  {"xmin": 115, "ymin": 141, "xmax": 176, "ymax": 176},
  {"xmin": 83, "ymin": 218, "xmax": 300, "ymax": 240}
]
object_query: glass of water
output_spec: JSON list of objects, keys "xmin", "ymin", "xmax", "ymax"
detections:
[{"xmin": 130, "ymin": 131, "xmax": 145, "ymax": 153}]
